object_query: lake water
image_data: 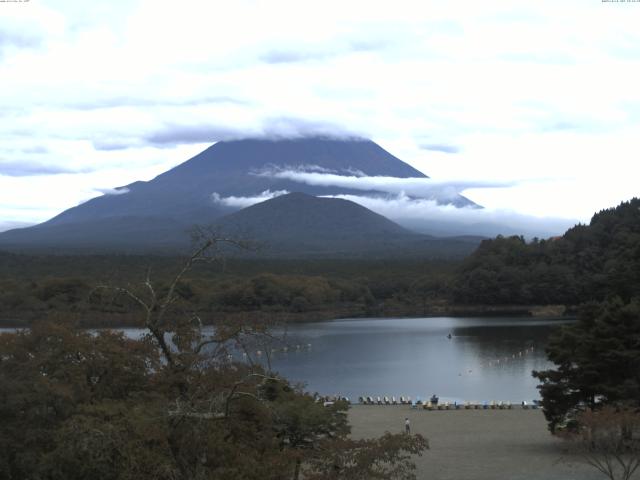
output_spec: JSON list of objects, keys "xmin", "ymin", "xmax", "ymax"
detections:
[
  {"xmin": 1, "ymin": 316, "xmax": 570, "ymax": 403},
  {"xmin": 259, "ymin": 316, "xmax": 570, "ymax": 403}
]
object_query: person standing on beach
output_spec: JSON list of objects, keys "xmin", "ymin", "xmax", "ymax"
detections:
[{"xmin": 405, "ymin": 417, "xmax": 410, "ymax": 434}]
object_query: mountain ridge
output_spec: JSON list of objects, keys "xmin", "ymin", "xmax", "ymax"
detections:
[
  {"xmin": 0, "ymin": 137, "xmax": 480, "ymax": 255},
  {"xmin": 43, "ymin": 137, "xmax": 450, "ymax": 228}
]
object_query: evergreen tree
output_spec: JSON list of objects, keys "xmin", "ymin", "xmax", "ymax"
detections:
[
  {"xmin": 453, "ymin": 198, "xmax": 640, "ymax": 306},
  {"xmin": 533, "ymin": 297, "xmax": 640, "ymax": 432}
]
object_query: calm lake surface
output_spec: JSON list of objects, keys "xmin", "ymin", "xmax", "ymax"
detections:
[
  {"xmin": 1, "ymin": 316, "xmax": 570, "ymax": 403},
  {"xmin": 257, "ymin": 316, "xmax": 570, "ymax": 403}
]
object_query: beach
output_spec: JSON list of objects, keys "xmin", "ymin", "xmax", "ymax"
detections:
[{"xmin": 348, "ymin": 406, "xmax": 603, "ymax": 480}]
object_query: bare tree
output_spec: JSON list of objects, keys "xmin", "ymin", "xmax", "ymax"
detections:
[
  {"xmin": 93, "ymin": 228, "xmax": 275, "ymax": 410},
  {"xmin": 95, "ymin": 228, "xmax": 253, "ymax": 365},
  {"xmin": 560, "ymin": 406, "xmax": 640, "ymax": 480},
  {"xmin": 89, "ymin": 228, "xmax": 429, "ymax": 479}
]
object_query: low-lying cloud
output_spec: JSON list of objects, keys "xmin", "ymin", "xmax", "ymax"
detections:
[
  {"xmin": 260, "ymin": 117, "xmax": 363, "ymax": 141},
  {"xmin": 208, "ymin": 187, "xmax": 575, "ymax": 238},
  {"xmin": 211, "ymin": 190, "xmax": 289, "ymax": 209},
  {"xmin": 0, "ymin": 220, "xmax": 35, "ymax": 233},
  {"xmin": 323, "ymin": 193, "xmax": 577, "ymax": 238},
  {"xmin": 96, "ymin": 187, "xmax": 130, "ymax": 196},
  {"xmin": 254, "ymin": 168, "xmax": 513, "ymax": 202}
]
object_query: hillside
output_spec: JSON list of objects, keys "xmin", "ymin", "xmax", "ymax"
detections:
[
  {"xmin": 219, "ymin": 191, "xmax": 410, "ymax": 239},
  {"xmin": 452, "ymin": 198, "xmax": 640, "ymax": 305},
  {"xmin": 215, "ymin": 192, "xmax": 479, "ymax": 257}
]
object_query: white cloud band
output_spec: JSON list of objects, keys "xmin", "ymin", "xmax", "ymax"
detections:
[
  {"xmin": 254, "ymin": 168, "xmax": 513, "ymax": 202},
  {"xmin": 211, "ymin": 190, "xmax": 290, "ymax": 209}
]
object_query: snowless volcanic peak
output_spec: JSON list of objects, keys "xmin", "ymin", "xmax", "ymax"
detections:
[
  {"xmin": 0, "ymin": 137, "xmax": 479, "ymax": 252},
  {"xmin": 32, "ymin": 137, "xmax": 477, "ymax": 227}
]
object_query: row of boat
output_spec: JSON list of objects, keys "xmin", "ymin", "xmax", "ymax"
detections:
[
  {"xmin": 418, "ymin": 400, "xmax": 539, "ymax": 410},
  {"xmin": 359, "ymin": 396, "xmax": 413, "ymax": 405},
  {"xmin": 358, "ymin": 396, "xmax": 540, "ymax": 409}
]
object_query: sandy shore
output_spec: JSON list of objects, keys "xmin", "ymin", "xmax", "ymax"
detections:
[{"xmin": 348, "ymin": 405, "xmax": 603, "ymax": 480}]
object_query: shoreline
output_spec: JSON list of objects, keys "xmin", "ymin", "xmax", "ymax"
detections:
[{"xmin": 0, "ymin": 304, "xmax": 574, "ymax": 328}]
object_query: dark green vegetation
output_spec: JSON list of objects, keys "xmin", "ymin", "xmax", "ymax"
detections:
[
  {"xmin": 0, "ymin": 322, "xmax": 428, "ymax": 479},
  {"xmin": 0, "ymin": 237, "xmax": 428, "ymax": 480},
  {"xmin": 454, "ymin": 198, "xmax": 640, "ymax": 306},
  {"xmin": 0, "ymin": 251, "xmax": 460, "ymax": 327},
  {"xmin": 518, "ymin": 199, "xmax": 640, "ymax": 437},
  {"xmin": 534, "ymin": 298, "xmax": 640, "ymax": 432}
]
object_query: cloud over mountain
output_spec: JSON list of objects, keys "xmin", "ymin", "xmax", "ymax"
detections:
[
  {"xmin": 95, "ymin": 187, "xmax": 130, "ymax": 196},
  {"xmin": 142, "ymin": 117, "xmax": 363, "ymax": 148},
  {"xmin": 211, "ymin": 190, "xmax": 289, "ymax": 209},
  {"xmin": 1, "ymin": 137, "xmax": 505, "ymax": 251},
  {"xmin": 2, "ymin": 1, "xmax": 638, "ymax": 225},
  {"xmin": 323, "ymin": 193, "xmax": 576, "ymax": 238},
  {"xmin": 254, "ymin": 168, "xmax": 512, "ymax": 204}
]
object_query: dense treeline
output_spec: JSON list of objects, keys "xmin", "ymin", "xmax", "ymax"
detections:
[
  {"xmin": 0, "ymin": 255, "xmax": 457, "ymax": 326},
  {"xmin": 505, "ymin": 199, "xmax": 640, "ymax": 436},
  {"xmin": 453, "ymin": 198, "xmax": 640, "ymax": 306},
  {"xmin": 4, "ymin": 199, "xmax": 638, "ymax": 327}
]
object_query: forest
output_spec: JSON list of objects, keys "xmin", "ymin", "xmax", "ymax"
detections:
[
  {"xmin": 452, "ymin": 198, "xmax": 640, "ymax": 306},
  {"xmin": 1, "ymin": 199, "xmax": 639, "ymax": 328},
  {"xmin": 0, "ymin": 254, "xmax": 459, "ymax": 327}
]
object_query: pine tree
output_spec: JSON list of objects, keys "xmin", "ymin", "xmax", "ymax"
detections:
[{"xmin": 533, "ymin": 297, "xmax": 640, "ymax": 432}]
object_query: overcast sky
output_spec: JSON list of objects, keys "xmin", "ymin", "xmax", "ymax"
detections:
[{"xmin": 1, "ymin": 0, "xmax": 639, "ymax": 232}]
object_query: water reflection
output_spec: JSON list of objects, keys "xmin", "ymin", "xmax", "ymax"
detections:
[{"xmin": 260, "ymin": 317, "xmax": 571, "ymax": 403}]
